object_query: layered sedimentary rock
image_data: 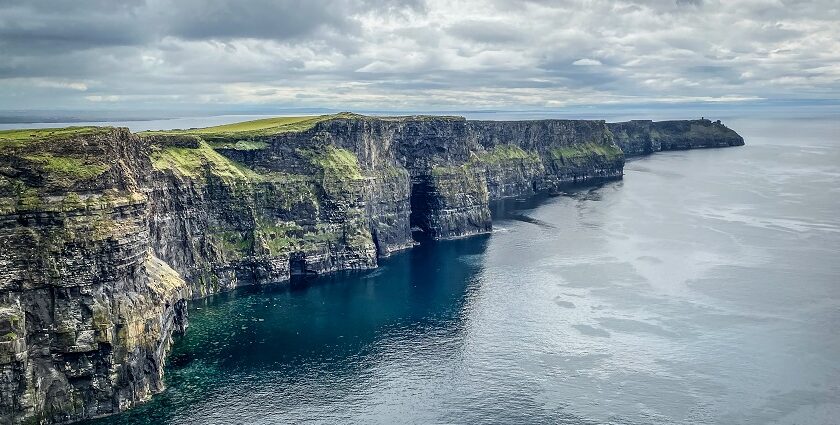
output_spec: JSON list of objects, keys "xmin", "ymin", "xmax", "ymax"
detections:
[
  {"xmin": 154, "ymin": 115, "xmax": 623, "ymax": 266},
  {"xmin": 0, "ymin": 114, "xmax": 741, "ymax": 424},
  {"xmin": 609, "ymin": 118, "xmax": 744, "ymax": 156},
  {"xmin": 0, "ymin": 128, "xmax": 189, "ymax": 424}
]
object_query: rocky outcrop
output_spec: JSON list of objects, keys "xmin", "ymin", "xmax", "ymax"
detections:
[
  {"xmin": 609, "ymin": 118, "xmax": 744, "ymax": 156},
  {"xmin": 0, "ymin": 114, "xmax": 742, "ymax": 424}
]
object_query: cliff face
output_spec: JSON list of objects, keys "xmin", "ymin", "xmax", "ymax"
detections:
[
  {"xmin": 0, "ymin": 128, "xmax": 189, "ymax": 424},
  {"xmin": 150, "ymin": 115, "xmax": 623, "ymax": 290},
  {"xmin": 609, "ymin": 118, "xmax": 744, "ymax": 156},
  {"xmin": 0, "ymin": 114, "xmax": 740, "ymax": 424}
]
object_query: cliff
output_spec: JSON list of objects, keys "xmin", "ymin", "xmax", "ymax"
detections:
[
  {"xmin": 0, "ymin": 127, "xmax": 189, "ymax": 424},
  {"xmin": 0, "ymin": 114, "xmax": 741, "ymax": 424},
  {"xmin": 143, "ymin": 114, "xmax": 625, "ymax": 296},
  {"xmin": 608, "ymin": 118, "xmax": 744, "ymax": 156}
]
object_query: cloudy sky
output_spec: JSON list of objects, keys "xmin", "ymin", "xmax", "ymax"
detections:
[{"xmin": 0, "ymin": 0, "xmax": 838, "ymax": 114}]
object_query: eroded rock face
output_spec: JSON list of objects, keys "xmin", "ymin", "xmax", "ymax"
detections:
[
  {"xmin": 0, "ymin": 129, "xmax": 189, "ymax": 424},
  {"xmin": 0, "ymin": 115, "xmax": 742, "ymax": 423}
]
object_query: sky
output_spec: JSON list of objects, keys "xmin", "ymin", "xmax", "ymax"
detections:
[{"xmin": 0, "ymin": 0, "xmax": 838, "ymax": 115}]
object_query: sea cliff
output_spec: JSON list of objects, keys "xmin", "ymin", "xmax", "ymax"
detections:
[
  {"xmin": 608, "ymin": 118, "xmax": 744, "ymax": 156},
  {"xmin": 0, "ymin": 114, "xmax": 742, "ymax": 424}
]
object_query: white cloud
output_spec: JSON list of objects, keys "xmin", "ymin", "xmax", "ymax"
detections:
[
  {"xmin": 85, "ymin": 95, "xmax": 121, "ymax": 102},
  {"xmin": 32, "ymin": 79, "xmax": 89, "ymax": 91},
  {"xmin": 572, "ymin": 58, "xmax": 602, "ymax": 66}
]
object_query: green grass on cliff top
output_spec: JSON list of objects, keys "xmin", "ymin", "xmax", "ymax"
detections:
[
  {"xmin": 1, "ymin": 113, "xmax": 466, "ymax": 146},
  {"xmin": 0, "ymin": 126, "xmax": 111, "ymax": 146},
  {"xmin": 173, "ymin": 116, "xmax": 319, "ymax": 134},
  {"xmin": 142, "ymin": 113, "xmax": 357, "ymax": 139},
  {"xmin": 0, "ymin": 127, "xmax": 112, "ymax": 185},
  {"xmin": 141, "ymin": 112, "xmax": 465, "ymax": 140}
]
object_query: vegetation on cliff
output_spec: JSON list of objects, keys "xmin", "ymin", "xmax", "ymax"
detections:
[
  {"xmin": 148, "ymin": 132, "xmax": 373, "ymax": 282},
  {"xmin": 151, "ymin": 140, "xmax": 257, "ymax": 180},
  {"xmin": 608, "ymin": 119, "xmax": 744, "ymax": 156},
  {"xmin": 550, "ymin": 142, "xmax": 623, "ymax": 161},
  {"xmin": 0, "ymin": 128, "xmax": 130, "ymax": 218},
  {"xmin": 141, "ymin": 113, "xmax": 364, "ymax": 149},
  {"xmin": 0, "ymin": 127, "xmax": 114, "ymax": 189},
  {"xmin": 0, "ymin": 126, "xmax": 112, "ymax": 146},
  {"xmin": 23, "ymin": 154, "xmax": 108, "ymax": 181},
  {"xmin": 477, "ymin": 144, "xmax": 541, "ymax": 164},
  {"xmin": 303, "ymin": 145, "xmax": 364, "ymax": 181}
]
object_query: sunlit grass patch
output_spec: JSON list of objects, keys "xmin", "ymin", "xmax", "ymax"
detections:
[{"xmin": 0, "ymin": 126, "xmax": 111, "ymax": 148}]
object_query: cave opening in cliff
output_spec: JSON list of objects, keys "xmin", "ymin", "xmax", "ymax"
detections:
[
  {"xmin": 289, "ymin": 252, "xmax": 307, "ymax": 277},
  {"xmin": 370, "ymin": 229, "xmax": 383, "ymax": 256},
  {"xmin": 409, "ymin": 179, "xmax": 434, "ymax": 242}
]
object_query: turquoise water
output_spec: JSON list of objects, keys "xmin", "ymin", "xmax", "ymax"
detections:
[{"xmin": 88, "ymin": 117, "xmax": 840, "ymax": 424}]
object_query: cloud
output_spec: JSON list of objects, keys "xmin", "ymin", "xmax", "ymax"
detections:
[
  {"xmin": 85, "ymin": 95, "xmax": 121, "ymax": 102},
  {"xmin": 572, "ymin": 59, "xmax": 602, "ymax": 66},
  {"xmin": 0, "ymin": 0, "xmax": 838, "ymax": 111},
  {"xmin": 446, "ymin": 19, "xmax": 527, "ymax": 44},
  {"xmin": 31, "ymin": 79, "xmax": 88, "ymax": 91}
]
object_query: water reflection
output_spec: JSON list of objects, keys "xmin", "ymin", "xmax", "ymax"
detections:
[{"xmin": 90, "ymin": 235, "xmax": 493, "ymax": 424}]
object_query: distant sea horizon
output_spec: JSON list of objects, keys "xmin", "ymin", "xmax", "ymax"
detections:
[{"xmin": 1, "ymin": 101, "xmax": 837, "ymax": 133}]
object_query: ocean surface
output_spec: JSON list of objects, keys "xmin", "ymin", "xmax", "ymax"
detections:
[{"xmin": 73, "ymin": 116, "xmax": 839, "ymax": 424}]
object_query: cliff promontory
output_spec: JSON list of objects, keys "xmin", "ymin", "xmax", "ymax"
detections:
[
  {"xmin": 608, "ymin": 118, "xmax": 744, "ymax": 156},
  {"xmin": 0, "ymin": 114, "xmax": 742, "ymax": 424}
]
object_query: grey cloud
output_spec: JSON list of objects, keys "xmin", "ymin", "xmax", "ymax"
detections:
[
  {"xmin": 446, "ymin": 20, "xmax": 526, "ymax": 44},
  {"xmin": 0, "ymin": 0, "xmax": 426, "ymax": 51},
  {"xmin": 0, "ymin": 2, "xmax": 151, "ymax": 53},
  {"xmin": 0, "ymin": 0, "xmax": 838, "ymax": 111},
  {"xmin": 162, "ymin": 0, "xmax": 357, "ymax": 41}
]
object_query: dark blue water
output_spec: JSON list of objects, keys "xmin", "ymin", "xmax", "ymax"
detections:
[{"xmin": 88, "ymin": 116, "xmax": 840, "ymax": 424}]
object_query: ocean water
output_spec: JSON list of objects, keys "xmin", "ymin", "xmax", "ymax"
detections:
[{"xmin": 84, "ymin": 116, "xmax": 840, "ymax": 424}]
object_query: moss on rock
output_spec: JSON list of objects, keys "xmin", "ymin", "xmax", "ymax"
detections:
[
  {"xmin": 151, "ymin": 140, "xmax": 257, "ymax": 182},
  {"xmin": 255, "ymin": 220, "xmax": 305, "ymax": 255},
  {"xmin": 299, "ymin": 145, "xmax": 365, "ymax": 201},
  {"xmin": 303, "ymin": 145, "xmax": 364, "ymax": 180},
  {"xmin": 478, "ymin": 144, "xmax": 540, "ymax": 164},
  {"xmin": 550, "ymin": 142, "xmax": 623, "ymax": 162},
  {"xmin": 23, "ymin": 154, "xmax": 108, "ymax": 184},
  {"xmin": 209, "ymin": 229, "xmax": 253, "ymax": 260},
  {"xmin": 207, "ymin": 140, "xmax": 269, "ymax": 151}
]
